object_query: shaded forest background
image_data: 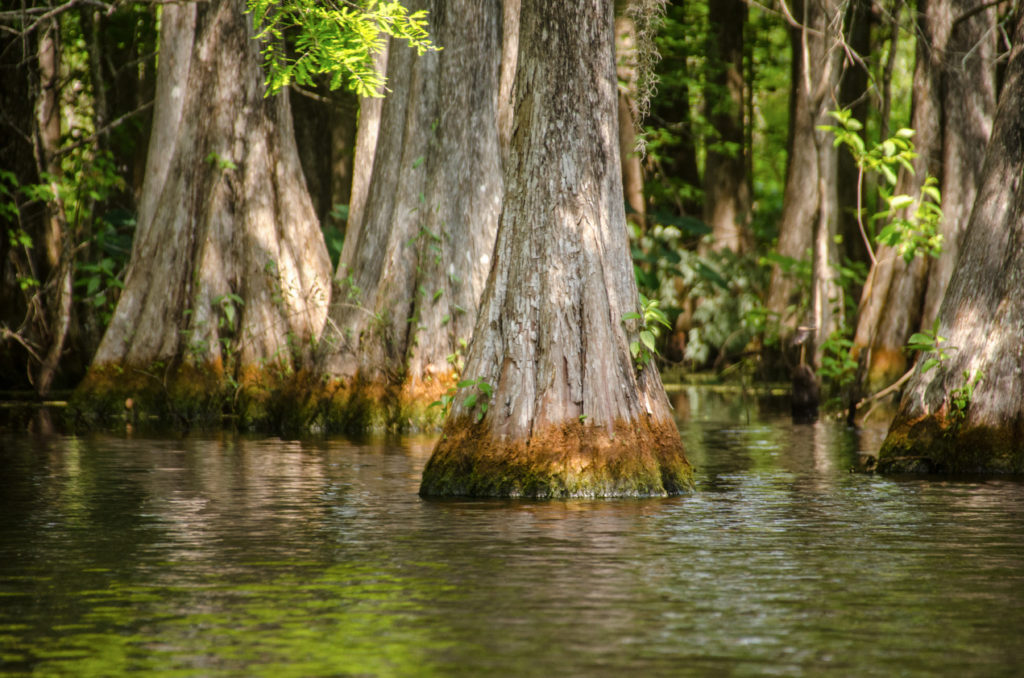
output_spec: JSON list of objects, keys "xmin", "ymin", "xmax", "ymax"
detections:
[{"xmin": 0, "ymin": 0, "xmax": 1016, "ymax": 434}]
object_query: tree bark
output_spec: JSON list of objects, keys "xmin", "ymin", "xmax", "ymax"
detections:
[
  {"xmin": 702, "ymin": 0, "xmax": 751, "ymax": 254},
  {"xmin": 79, "ymin": 0, "xmax": 331, "ymax": 418},
  {"xmin": 852, "ymin": 0, "xmax": 995, "ymax": 396},
  {"xmin": 766, "ymin": 0, "xmax": 845, "ymax": 363},
  {"xmin": 615, "ymin": 13, "xmax": 645, "ymax": 229},
  {"xmin": 321, "ymin": 0, "xmax": 506, "ymax": 421},
  {"xmin": 339, "ymin": 44, "xmax": 388, "ymax": 275},
  {"xmin": 878, "ymin": 11, "xmax": 1024, "ymax": 473},
  {"xmin": 419, "ymin": 0, "xmax": 692, "ymax": 498}
]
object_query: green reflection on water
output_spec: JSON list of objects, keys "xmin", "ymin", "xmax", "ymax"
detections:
[{"xmin": 5, "ymin": 560, "xmax": 457, "ymax": 677}]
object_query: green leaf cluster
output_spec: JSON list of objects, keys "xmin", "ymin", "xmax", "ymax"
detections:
[
  {"xmin": 821, "ymin": 109, "xmax": 943, "ymax": 264},
  {"xmin": 248, "ymin": 0, "xmax": 439, "ymax": 97},
  {"xmin": 950, "ymin": 370, "xmax": 983, "ymax": 422},
  {"xmin": 624, "ymin": 293, "xmax": 671, "ymax": 371},
  {"xmin": 428, "ymin": 375, "xmax": 493, "ymax": 423},
  {"xmin": 906, "ymin": 318, "xmax": 954, "ymax": 373}
]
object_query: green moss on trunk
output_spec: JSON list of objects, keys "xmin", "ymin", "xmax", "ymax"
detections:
[
  {"xmin": 71, "ymin": 364, "xmax": 451, "ymax": 435},
  {"xmin": 420, "ymin": 418, "xmax": 694, "ymax": 498},
  {"xmin": 878, "ymin": 413, "xmax": 1024, "ymax": 474},
  {"xmin": 71, "ymin": 362, "xmax": 230, "ymax": 429}
]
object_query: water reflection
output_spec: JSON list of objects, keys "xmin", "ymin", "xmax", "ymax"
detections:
[{"xmin": 2, "ymin": 395, "xmax": 1024, "ymax": 677}]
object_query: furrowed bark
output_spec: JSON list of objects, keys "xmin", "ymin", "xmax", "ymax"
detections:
[
  {"xmin": 878, "ymin": 11, "xmax": 1024, "ymax": 473},
  {"xmin": 420, "ymin": 0, "xmax": 692, "ymax": 498}
]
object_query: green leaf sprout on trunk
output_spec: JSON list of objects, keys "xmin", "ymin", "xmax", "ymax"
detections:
[{"xmin": 624, "ymin": 293, "xmax": 671, "ymax": 371}]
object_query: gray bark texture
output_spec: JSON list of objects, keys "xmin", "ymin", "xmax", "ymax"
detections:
[
  {"xmin": 88, "ymin": 0, "xmax": 330, "ymax": 376},
  {"xmin": 766, "ymin": 0, "xmax": 844, "ymax": 362},
  {"xmin": 420, "ymin": 0, "xmax": 692, "ymax": 498},
  {"xmin": 322, "ymin": 0, "xmax": 505, "ymax": 402},
  {"xmin": 852, "ymin": 0, "xmax": 995, "ymax": 397},
  {"xmin": 878, "ymin": 12, "xmax": 1024, "ymax": 473}
]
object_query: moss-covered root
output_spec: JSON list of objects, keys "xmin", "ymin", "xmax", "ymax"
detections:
[
  {"xmin": 70, "ymin": 362, "xmax": 229, "ymax": 429},
  {"xmin": 878, "ymin": 414, "xmax": 1024, "ymax": 474},
  {"xmin": 419, "ymin": 418, "xmax": 694, "ymax": 498}
]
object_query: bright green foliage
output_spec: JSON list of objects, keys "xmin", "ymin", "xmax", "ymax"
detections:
[
  {"xmin": 950, "ymin": 370, "xmax": 983, "ymax": 423},
  {"xmin": 247, "ymin": 0, "xmax": 439, "ymax": 97},
  {"xmin": 429, "ymin": 376, "xmax": 492, "ymax": 423},
  {"xmin": 820, "ymin": 109, "xmax": 943, "ymax": 264},
  {"xmin": 875, "ymin": 176, "xmax": 943, "ymax": 262},
  {"xmin": 624, "ymin": 293, "xmax": 671, "ymax": 371},
  {"xmin": 906, "ymin": 318, "xmax": 954, "ymax": 373}
]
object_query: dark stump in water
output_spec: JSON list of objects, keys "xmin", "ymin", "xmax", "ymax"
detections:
[{"xmin": 791, "ymin": 364, "xmax": 820, "ymax": 424}]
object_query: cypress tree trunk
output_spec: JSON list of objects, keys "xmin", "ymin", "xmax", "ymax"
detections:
[
  {"xmin": 339, "ymin": 45, "xmax": 388, "ymax": 277},
  {"xmin": 419, "ymin": 0, "xmax": 692, "ymax": 498},
  {"xmin": 878, "ymin": 11, "xmax": 1024, "ymax": 473},
  {"xmin": 852, "ymin": 0, "xmax": 995, "ymax": 397},
  {"xmin": 702, "ymin": 0, "xmax": 751, "ymax": 254},
  {"xmin": 765, "ymin": 0, "xmax": 844, "ymax": 362},
  {"xmin": 76, "ymin": 0, "xmax": 331, "ymax": 423},
  {"xmin": 320, "ymin": 0, "xmax": 506, "ymax": 427}
]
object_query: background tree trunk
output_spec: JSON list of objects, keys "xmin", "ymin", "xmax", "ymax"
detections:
[
  {"xmin": 766, "ymin": 0, "xmax": 844, "ymax": 364},
  {"xmin": 338, "ymin": 44, "xmax": 388, "ymax": 280},
  {"xmin": 702, "ymin": 0, "xmax": 751, "ymax": 254},
  {"xmin": 878, "ymin": 12, "xmax": 1024, "ymax": 473},
  {"xmin": 919, "ymin": 0, "xmax": 997, "ymax": 328},
  {"xmin": 420, "ymin": 0, "xmax": 692, "ymax": 498},
  {"xmin": 292, "ymin": 86, "xmax": 358, "ymax": 237},
  {"xmin": 78, "ymin": 0, "xmax": 331, "ymax": 421},
  {"xmin": 321, "ymin": 0, "xmax": 506, "ymax": 425},
  {"xmin": 837, "ymin": 0, "xmax": 871, "ymax": 271},
  {"xmin": 852, "ymin": 0, "xmax": 995, "ymax": 397},
  {"xmin": 615, "ymin": 13, "xmax": 645, "ymax": 229}
]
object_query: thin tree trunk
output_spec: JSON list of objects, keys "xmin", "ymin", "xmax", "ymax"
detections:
[
  {"xmin": 878, "ymin": 11, "xmax": 1024, "ymax": 473},
  {"xmin": 339, "ymin": 44, "xmax": 388, "ymax": 274},
  {"xmin": 702, "ymin": 0, "xmax": 751, "ymax": 254},
  {"xmin": 32, "ymin": 17, "xmax": 72, "ymax": 396},
  {"xmin": 766, "ymin": 0, "xmax": 844, "ymax": 363},
  {"xmin": 78, "ymin": 0, "xmax": 331, "ymax": 421},
  {"xmin": 837, "ymin": 0, "xmax": 871, "ymax": 270},
  {"xmin": 322, "ymin": 0, "xmax": 506, "ymax": 425},
  {"xmin": 615, "ymin": 13, "xmax": 645, "ymax": 229},
  {"xmin": 420, "ymin": 0, "xmax": 692, "ymax": 498},
  {"xmin": 852, "ymin": 0, "xmax": 995, "ymax": 396}
]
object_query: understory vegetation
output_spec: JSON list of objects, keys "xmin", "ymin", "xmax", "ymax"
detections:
[{"xmin": 1, "ymin": 0, "xmax": 1014, "ymax": 432}]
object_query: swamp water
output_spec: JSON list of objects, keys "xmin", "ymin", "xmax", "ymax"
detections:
[{"xmin": 2, "ymin": 389, "xmax": 1024, "ymax": 677}]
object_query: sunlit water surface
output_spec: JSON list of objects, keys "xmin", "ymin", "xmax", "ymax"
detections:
[{"xmin": 2, "ymin": 390, "xmax": 1024, "ymax": 677}]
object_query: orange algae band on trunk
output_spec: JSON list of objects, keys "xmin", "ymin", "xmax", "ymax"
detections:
[{"xmin": 419, "ymin": 420, "xmax": 694, "ymax": 498}]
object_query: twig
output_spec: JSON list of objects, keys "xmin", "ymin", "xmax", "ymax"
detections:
[
  {"xmin": 855, "ymin": 164, "xmax": 876, "ymax": 266},
  {"xmin": 855, "ymin": 363, "xmax": 914, "ymax": 416},
  {"xmin": 56, "ymin": 100, "xmax": 153, "ymax": 157},
  {"xmin": 952, "ymin": 0, "xmax": 1003, "ymax": 30},
  {"xmin": 0, "ymin": 327, "xmax": 44, "ymax": 364}
]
